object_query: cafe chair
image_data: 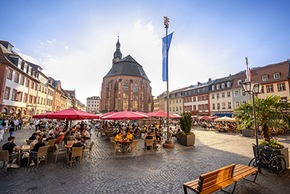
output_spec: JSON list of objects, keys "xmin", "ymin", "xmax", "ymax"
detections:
[
  {"xmin": 0, "ymin": 150, "xmax": 9, "ymax": 172},
  {"xmin": 47, "ymin": 139, "xmax": 56, "ymax": 152},
  {"xmin": 68, "ymin": 147, "xmax": 83, "ymax": 167},
  {"xmin": 27, "ymin": 146, "xmax": 49, "ymax": 167},
  {"xmin": 110, "ymin": 140, "xmax": 122, "ymax": 156},
  {"xmin": 83, "ymin": 141, "xmax": 95, "ymax": 158},
  {"xmin": 54, "ymin": 144, "xmax": 67, "ymax": 163},
  {"xmin": 144, "ymin": 139, "xmax": 154, "ymax": 151},
  {"xmin": 128, "ymin": 140, "xmax": 138, "ymax": 154}
]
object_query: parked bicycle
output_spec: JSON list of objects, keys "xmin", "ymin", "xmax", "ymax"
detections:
[{"xmin": 248, "ymin": 143, "xmax": 286, "ymax": 174}]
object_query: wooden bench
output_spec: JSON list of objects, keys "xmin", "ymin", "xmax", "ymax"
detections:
[{"xmin": 183, "ymin": 164, "xmax": 258, "ymax": 194}]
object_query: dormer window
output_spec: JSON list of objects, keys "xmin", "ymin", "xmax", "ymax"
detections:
[
  {"xmin": 227, "ymin": 82, "xmax": 231, "ymax": 87},
  {"xmin": 216, "ymin": 84, "xmax": 220, "ymax": 90},
  {"xmin": 221, "ymin": 83, "xmax": 225, "ymax": 89},
  {"xmin": 212, "ymin": 85, "xmax": 215, "ymax": 90},
  {"xmin": 273, "ymin": 72, "xmax": 281, "ymax": 79},
  {"xmin": 262, "ymin": 75, "xmax": 269, "ymax": 82}
]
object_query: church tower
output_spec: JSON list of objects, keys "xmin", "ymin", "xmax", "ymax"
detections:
[{"xmin": 112, "ymin": 36, "xmax": 122, "ymax": 65}]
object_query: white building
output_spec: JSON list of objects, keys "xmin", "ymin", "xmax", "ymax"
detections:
[{"xmin": 86, "ymin": 96, "xmax": 100, "ymax": 114}]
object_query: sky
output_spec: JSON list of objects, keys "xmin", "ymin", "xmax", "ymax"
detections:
[{"xmin": 1, "ymin": 0, "xmax": 290, "ymax": 104}]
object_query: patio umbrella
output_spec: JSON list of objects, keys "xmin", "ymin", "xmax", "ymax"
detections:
[
  {"xmin": 147, "ymin": 110, "xmax": 180, "ymax": 118},
  {"xmin": 214, "ymin": 116, "xmax": 236, "ymax": 122},
  {"xmin": 33, "ymin": 112, "xmax": 54, "ymax": 119},
  {"xmin": 101, "ymin": 110, "xmax": 149, "ymax": 120},
  {"xmin": 47, "ymin": 108, "xmax": 100, "ymax": 120}
]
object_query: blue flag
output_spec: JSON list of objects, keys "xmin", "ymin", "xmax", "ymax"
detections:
[{"xmin": 162, "ymin": 32, "xmax": 173, "ymax": 81}]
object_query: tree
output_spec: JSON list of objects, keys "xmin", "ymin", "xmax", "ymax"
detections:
[{"xmin": 235, "ymin": 95, "xmax": 290, "ymax": 142}]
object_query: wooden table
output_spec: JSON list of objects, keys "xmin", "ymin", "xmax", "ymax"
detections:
[{"xmin": 117, "ymin": 139, "xmax": 132, "ymax": 153}]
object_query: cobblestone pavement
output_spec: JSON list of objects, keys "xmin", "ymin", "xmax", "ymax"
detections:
[{"xmin": 1, "ymin": 127, "xmax": 290, "ymax": 194}]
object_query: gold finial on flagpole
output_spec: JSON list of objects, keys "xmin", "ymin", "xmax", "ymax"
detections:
[{"xmin": 164, "ymin": 16, "xmax": 169, "ymax": 29}]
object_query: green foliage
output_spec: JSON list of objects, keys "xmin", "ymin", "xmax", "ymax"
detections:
[
  {"xmin": 259, "ymin": 139, "xmax": 284, "ymax": 149},
  {"xmin": 180, "ymin": 112, "xmax": 193, "ymax": 134},
  {"xmin": 234, "ymin": 95, "xmax": 290, "ymax": 142}
]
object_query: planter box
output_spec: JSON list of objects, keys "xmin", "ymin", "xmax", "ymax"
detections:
[
  {"xmin": 242, "ymin": 129, "xmax": 255, "ymax": 137},
  {"xmin": 178, "ymin": 133, "xmax": 195, "ymax": 146}
]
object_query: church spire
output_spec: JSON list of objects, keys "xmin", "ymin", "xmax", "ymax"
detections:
[{"xmin": 113, "ymin": 34, "xmax": 122, "ymax": 65}]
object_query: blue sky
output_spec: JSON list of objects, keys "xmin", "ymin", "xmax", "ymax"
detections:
[{"xmin": 1, "ymin": 0, "xmax": 290, "ymax": 104}]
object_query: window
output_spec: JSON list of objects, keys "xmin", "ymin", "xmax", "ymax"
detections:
[
  {"xmin": 260, "ymin": 86, "xmax": 264, "ymax": 93},
  {"xmin": 7, "ymin": 69, "xmax": 13, "ymax": 80},
  {"xmin": 280, "ymin": 97, "xmax": 287, "ymax": 103},
  {"xmin": 23, "ymin": 93, "xmax": 28, "ymax": 103},
  {"xmin": 221, "ymin": 83, "xmax": 225, "ymax": 89},
  {"xmin": 12, "ymin": 89, "xmax": 17, "ymax": 101},
  {"xmin": 216, "ymin": 93, "xmax": 220, "ymax": 99},
  {"xmin": 262, "ymin": 75, "xmax": 269, "ymax": 82},
  {"xmin": 31, "ymin": 81, "xmax": 34, "ymax": 89},
  {"xmin": 212, "ymin": 85, "xmax": 215, "ymax": 90},
  {"xmin": 234, "ymin": 90, "xmax": 239, "ymax": 97},
  {"xmin": 20, "ymin": 75, "xmax": 25, "ymax": 85},
  {"xmin": 26, "ymin": 79, "xmax": 30, "ymax": 87},
  {"xmin": 237, "ymin": 80, "xmax": 242, "ymax": 86},
  {"xmin": 278, "ymin": 83, "xmax": 286, "ymax": 91},
  {"xmin": 235, "ymin": 101, "xmax": 240, "ymax": 108},
  {"xmin": 193, "ymin": 105, "xmax": 196, "ymax": 110},
  {"xmin": 217, "ymin": 103, "xmax": 220, "ymax": 110},
  {"xmin": 266, "ymin": 85, "xmax": 274, "ymax": 93},
  {"xmin": 222, "ymin": 102, "xmax": 226, "ymax": 109},
  {"xmin": 228, "ymin": 102, "xmax": 232, "ymax": 109},
  {"xmin": 212, "ymin": 103, "xmax": 215, "ymax": 110},
  {"xmin": 18, "ymin": 92, "xmax": 23, "ymax": 102},
  {"xmin": 221, "ymin": 93, "xmax": 225, "ymax": 98},
  {"xmin": 273, "ymin": 72, "xmax": 281, "ymax": 79},
  {"xmin": 4, "ymin": 87, "xmax": 10, "ymax": 100},
  {"xmin": 14, "ymin": 73, "xmax": 19, "ymax": 83},
  {"xmin": 227, "ymin": 92, "xmax": 231, "ymax": 97},
  {"xmin": 216, "ymin": 85, "xmax": 220, "ymax": 90},
  {"xmin": 227, "ymin": 82, "xmax": 231, "ymax": 88}
]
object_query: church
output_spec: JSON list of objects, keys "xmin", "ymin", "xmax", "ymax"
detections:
[{"xmin": 100, "ymin": 38, "xmax": 153, "ymax": 113}]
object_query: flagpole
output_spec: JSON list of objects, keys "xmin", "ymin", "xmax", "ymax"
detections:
[{"xmin": 164, "ymin": 16, "xmax": 170, "ymax": 142}]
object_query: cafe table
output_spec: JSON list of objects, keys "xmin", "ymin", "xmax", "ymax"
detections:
[{"xmin": 117, "ymin": 139, "xmax": 132, "ymax": 154}]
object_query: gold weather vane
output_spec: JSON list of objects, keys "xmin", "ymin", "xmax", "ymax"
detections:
[{"xmin": 164, "ymin": 16, "xmax": 169, "ymax": 28}]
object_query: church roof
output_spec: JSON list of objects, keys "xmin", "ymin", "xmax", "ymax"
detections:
[{"xmin": 105, "ymin": 55, "xmax": 150, "ymax": 81}]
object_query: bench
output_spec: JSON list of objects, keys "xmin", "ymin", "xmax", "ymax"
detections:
[{"xmin": 183, "ymin": 164, "xmax": 258, "ymax": 194}]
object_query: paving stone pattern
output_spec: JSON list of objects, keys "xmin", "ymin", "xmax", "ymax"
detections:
[{"xmin": 1, "ymin": 127, "xmax": 290, "ymax": 194}]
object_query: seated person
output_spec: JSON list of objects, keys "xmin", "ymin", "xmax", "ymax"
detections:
[
  {"xmin": 72, "ymin": 136, "xmax": 85, "ymax": 148},
  {"xmin": 82, "ymin": 129, "xmax": 91, "ymax": 140},
  {"xmin": 30, "ymin": 134, "xmax": 41, "ymax": 148},
  {"xmin": 55, "ymin": 132, "xmax": 65, "ymax": 145},
  {"xmin": 114, "ymin": 131, "xmax": 123, "ymax": 142},
  {"xmin": 45, "ymin": 133, "xmax": 55, "ymax": 141},
  {"xmin": 126, "ymin": 131, "xmax": 133, "ymax": 141},
  {"xmin": 28, "ymin": 132, "xmax": 38, "ymax": 140},
  {"xmin": 2, "ymin": 136, "xmax": 21, "ymax": 168},
  {"xmin": 29, "ymin": 137, "xmax": 46, "ymax": 166}
]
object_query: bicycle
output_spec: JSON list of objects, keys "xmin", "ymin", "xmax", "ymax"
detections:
[{"xmin": 248, "ymin": 143, "xmax": 286, "ymax": 174}]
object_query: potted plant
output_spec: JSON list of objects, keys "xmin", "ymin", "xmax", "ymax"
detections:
[
  {"xmin": 235, "ymin": 95, "xmax": 290, "ymax": 167},
  {"xmin": 178, "ymin": 112, "xmax": 195, "ymax": 146}
]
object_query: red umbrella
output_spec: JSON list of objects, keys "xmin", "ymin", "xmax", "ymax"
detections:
[
  {"xmin": 47, "ymin": 108, "xmax": 100, "ymax": 120},
  {"xmin": 101, "ymin": 110, "xmax": 149, "ymax": 120},
  {"xmin": 33, "ymin": 112, "xmax": 55, "ymax": 119},
  {"xmin": 148, "ymin": 110, "xmax": 180, "ymax": 118}
]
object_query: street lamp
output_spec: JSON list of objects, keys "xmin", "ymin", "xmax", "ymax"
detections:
[{"xmin": 238, "ymin": 80, "xmax": 261, "ymax": 172}]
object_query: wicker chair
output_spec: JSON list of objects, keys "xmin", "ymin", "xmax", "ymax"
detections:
[
  {"xmin": 68, "ymin": 146, "xmax": 83, "ymax": 167},
  {"xmin": 144, "ymin": 139, "xmax": 154, "ymax": 151},
  {"xmin": 110, "ymin": 141, "xmax": 122, "ymax": 156},
  {"xmin": 28, "ymin": 146, "xmax": 49, "ymax": 167},
  {"xmin": 83, "ymin": 142, "xmax": 95, "ymax": 158},
  {"xmin": 47, "ymin": 139, "xmax": 56, "ymax": 152},
  {"xmin": 54, "ymin": 144, "xmax": 67, "ymax": 163},
  {"xmin": 128, "ymin": 140, "xmax": 138, "ymax": 153},
  {"xmin": 0, "ymin": 150, "xmax": 9, "ymax": 172}
]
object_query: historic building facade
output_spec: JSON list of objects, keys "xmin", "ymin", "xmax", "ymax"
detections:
[
  {"xmin": 86, "ymin": 96, "xmax": 100, "ymax": 114},
  {"xmin": 100, "ymin": 38, "xmax": 153, "ymax": 113}
]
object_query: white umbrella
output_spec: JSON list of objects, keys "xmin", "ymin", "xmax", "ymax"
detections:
[{"xmin": 214, "ymin": 116, "xmax": 236, "ymax": 122}]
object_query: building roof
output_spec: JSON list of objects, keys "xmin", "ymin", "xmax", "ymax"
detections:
[{"xmin": 104, "ymin": 55, "xmax": 150, "ymax": 81}]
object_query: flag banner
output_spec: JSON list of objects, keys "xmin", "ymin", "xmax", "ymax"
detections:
[
  {"xmin": 162, "ymin": 32, "xmax": 173, "ymax": 81},
  {"xmin": 246, "ymin": 67, "xmax": 252, "ymax": 82}
]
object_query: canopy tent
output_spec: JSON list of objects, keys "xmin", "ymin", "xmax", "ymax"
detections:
[
  {"xmin": 44, "ymin": 108, "xmax": 100, "ymax": 120},
  {"xmin": 214, "ymin": 116, "xmax": 236, "ymax": 122},
  {"xmin": 100, "ymin": 110, "xmax": 149, "ymax": 120},
  {"xmin": 147, "ymin": 110, "xmax": 180, "ymax": 118}
]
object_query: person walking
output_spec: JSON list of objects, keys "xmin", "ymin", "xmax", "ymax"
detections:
[
  {"xmin": 9, "ymin": 120, "xmax": 15, "ymax": 137},
  {"xmin": 0, "ymin": 118, "xmax": 5, "ymax": 142}
]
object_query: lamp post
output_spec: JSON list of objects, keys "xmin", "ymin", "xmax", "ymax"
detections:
[{"xmin": 239, "ymin": 80, "xmax": 261, "ymax": 172}]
